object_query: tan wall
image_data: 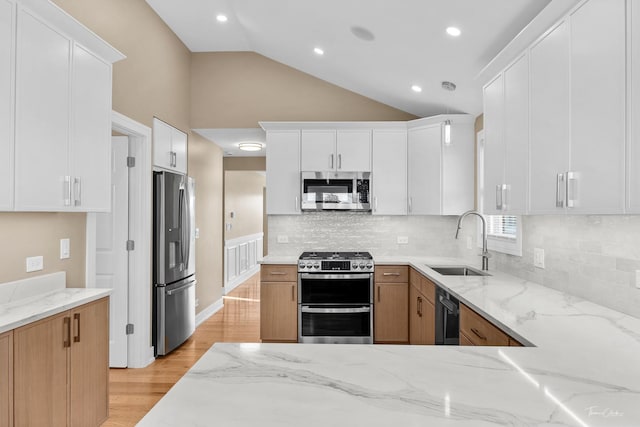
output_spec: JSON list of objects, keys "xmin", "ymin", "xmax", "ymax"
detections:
[
  {"xmin": 189, "ymin": 134, "xmax": 224, "ymax": 310},
  {"xmin": 0, "ymin": 213, "xmax": 85, "ymax": 286},
  {"xmin": 191, "ymin": 52, "xmax": 417, "ymax": 128},
  {"xmin": 224, "ymin": 171, "xmax": 265, "ymax": 240},
  {"xmin": 223, "ymin": 157, "xmax": 266, "ymax": 171}
]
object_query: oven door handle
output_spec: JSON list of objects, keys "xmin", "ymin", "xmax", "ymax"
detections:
[
  {"xmin": 299, "ymin": 273, "xmax": 372, "ymax": 280},
  {"xmin": 300, "ymin": 306, "xmax": 371, "ymax": 314}
]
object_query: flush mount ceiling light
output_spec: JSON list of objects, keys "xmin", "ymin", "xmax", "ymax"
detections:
[
  {"xmin": 441, "ymin": 81, "xmax": 457, "ymax": 91},
  {"xmin": 216, "ymin": 14, "xmax": 228, "ymax": 23},
  {"xmin": 351, "ymin": 26, "xmax": 375, "ymax": 42},
  {"xmin": 446, "ymin": 26, "xmax": 461, "ymax": 37},
  {"xmin": 238, "ymin": 142, "xmax": 263, "ymax": 152},
  {"xmin": 314, "ymin": 47, "xmax": 325, "ymax": 56},
  {"xmin": 411, "ymin": 85, "xmax": 422, "ymax": 93}
]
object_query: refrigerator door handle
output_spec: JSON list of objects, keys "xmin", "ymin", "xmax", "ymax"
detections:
[
  {"xmin": 179, "ymin": 182, "xmax": 188, "ymax": 270},
  {"xmin": 185, "ymin": 179, "xmax": 192, "ymax": 270}
]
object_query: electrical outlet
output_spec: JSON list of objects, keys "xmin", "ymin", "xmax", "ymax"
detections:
[
  {"xmin": 534, "ymin": 248, "xmax": 545, "ymax": 269},
  {"xmin": 26, "ymin": 256, "xmax": 44, "ymax": 272},
  {"xmin": 60, "ymin": 238, "xmax": 70, "ymax": 259},
  {"xmin": 277, "ymin": 235, "xmax": 289, "ymax": 244},
  {"xmin": 397, "ymin": 236, "xmax": 409, "ymax": 244},
  {"xmin": 466, "ymin": 236, "xmax": 473, "ymax": 250}
]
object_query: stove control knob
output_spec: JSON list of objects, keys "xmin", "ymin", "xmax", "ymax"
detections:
[
  {"xmin": 352, "ymin": 263, "xmax": 359, "ymax": 269},
  {"xmin": 359, "ymin": 262, "xmax": 365, "ymax": 268},
  {"xmin": 313, "ymin": 263, "xmax": 320, "ymax": 269},
  {"xmin": 366, "ymin": 263, "xmax": 373, "ymax": 270}
]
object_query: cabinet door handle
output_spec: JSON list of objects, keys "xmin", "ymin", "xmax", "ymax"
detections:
[
  {"xmin": 377, "ymin": 286, "xmax": 381, "ymax": 302},
  {"xmin": 556, "ymin": 173, "xmax": 565, "ymax": 208},
  {"xmin": 501, "ymin": 184, "xmax": 508, "ymax": 211},
  {"xmin": 417, "ymin": 296, "xmax": 422, "ymax": 317},
  {"xmin": 495, "ymin": 184, "xmax": 502, "ymax": 210},
  {"xmin": 338, "ymin": 154, "xmax": 342, "ymax": 169},
  {"xmin": 408, "ymin": 197, "xmax": 413, "ymax": 213},
  {"xmin": 470, "ymin": 328, "xmax": 487, "ymax": 341},
  {"xmin": 295, "ymin": 196, "xmax": 299, "ymax": 212},
  {"xmin": 330, "ymin": 154, "xmax": 334, "ymax": 169},
  {"xmin": 291, "ymin": 285, "xmax": 295, "ymax": 301},
  {"xmin": 566, "ymin": 171, "xmax": 577, "ymax": 208},
  {"xmin": 374, "ymin": 196, "xmax": 378, "ymax": 212},
  {"xmin": 73, "ymin": 313, "xmax": 81, "ymax": 343},
  {"xmin": 73, "ymin": 177, "xmax": 81, "ymax": 206},
  {"xmin": 64, "ymin": 176, "xmax": 72, "ymax": 206},
  {"xmin": 63, "ymin": 317, "xmax": 71, "ymax": 348},
  {"xmin": 383, "ymin": 272, "xmax": 400, "ymax": 276}
]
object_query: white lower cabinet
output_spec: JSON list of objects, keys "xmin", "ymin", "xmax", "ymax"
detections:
[
  {"xmin": 266, "ymin": 130, "xmax": 301, "ymax": 215},
  {"xmin": 407, "ymin": 115, "xmax": 474, "ymax": 215},
  {"xmin": 372, "ymin": 129, "xmax": 406, "ymax": 215},
  {"xmin": 12, "ymin": 3, "xmax": 118, "ymax": 212}
]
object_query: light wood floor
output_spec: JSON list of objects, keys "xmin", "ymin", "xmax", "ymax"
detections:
[{"xmin": 103, "ymin": 273, "xmax": 261, "ymax": 427}]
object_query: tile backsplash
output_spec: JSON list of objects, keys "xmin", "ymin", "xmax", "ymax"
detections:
[
  {"xmin": 269, "ymin": 213, "xmax": 640, "ymax": 319},
  {"xmin": 268, "ymin": 213, "xmax": 466, "ymax": 257}
]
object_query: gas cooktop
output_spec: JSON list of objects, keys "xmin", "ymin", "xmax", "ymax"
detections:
[{"xmin": 298, "ymin": 251, "xmax": 374, "ymax": 272}]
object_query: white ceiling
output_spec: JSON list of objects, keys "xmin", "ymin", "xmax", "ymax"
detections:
[{"xmin": 146, "ymin": 0, "xmax": 576, "ymax": 156}]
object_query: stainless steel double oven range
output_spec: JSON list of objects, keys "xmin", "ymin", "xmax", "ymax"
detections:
[{"xmin": 297, "ymin": 252, "xmax": 374, "ymax": 344}]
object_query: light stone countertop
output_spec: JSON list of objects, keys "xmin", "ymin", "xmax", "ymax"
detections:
[
  {"xmin": 139, "ymin": 256, "xmax": 640, "ymax": 426},
  {"xmin": 0, "ymin": 272, "xmax": 111, "ymax": 334}
]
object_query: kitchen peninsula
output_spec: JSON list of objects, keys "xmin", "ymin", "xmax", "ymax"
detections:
[{"xmin": 139, "ymin": 257, "xmax": 640, "ymax": 427}]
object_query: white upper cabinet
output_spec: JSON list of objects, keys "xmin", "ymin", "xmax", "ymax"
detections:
[
  {"xmin": 482, "ymin": 53, "xmax": 529, "ymax": 215},
  {"xmin": 300, "ymin": 130, "xmax": 335, "ymax": 171},
  {"xmin": 336, "ymin": 130, "xmax": 371, "ymax": 171},
  {"xmin": 301, "ymin": 129, "xmax": 371, "ymax": 172},
  {"xmin": 482, "ymin": 74, "xmax": 505, "ymax": 215},
  {"xmin": 14, "ymin": 8, "xmax": 72, "ymax": 210},
  {"xmin": 153, "ymin": 118, "xmax": 188, "ymax": 174},
  {"xmin": 266, "ymin": 130, "xmax": 300, "ymax": 215},
  {"xmin": 70, "ymin": 43, "xmax": 112, "ymax": 211},
  {"xmin": 629, "ymin": 0, "xmax": 640, "ymax": 212},
  {"xmin": 569, "ymin": 0, "xmax": 625, "ymax": 214},
  {"xmin": 408, "ymin": 115, "xmax": 474, "ymax": 216},
  {"xmin": 9, "ymin": 1, "xmax": 122, "ymax": 212},
  {"xmin": 529, "ymin": 20, "xmax": 571, "ymax": 214},
  {"xmin": 0, "ymin": 0, "xmax": 15, "ymax": 210},
  {"xmin": 372, "ymin": 129, "xmax": 406, "ymax": 215}
]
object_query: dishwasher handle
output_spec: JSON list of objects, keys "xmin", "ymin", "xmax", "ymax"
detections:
[{"xmin": 439, "ymin": 294, "xmax": 458, "ymax": 314}]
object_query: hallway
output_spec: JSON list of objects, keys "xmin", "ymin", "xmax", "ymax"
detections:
[{"xmin": 104, "ymin": 273, "xmax": 261, "ymax": 426}]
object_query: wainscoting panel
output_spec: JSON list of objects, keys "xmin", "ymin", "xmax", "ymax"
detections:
[{"xmin": 224, "ymin": 233, "xmax": 263, "ymax": 294}]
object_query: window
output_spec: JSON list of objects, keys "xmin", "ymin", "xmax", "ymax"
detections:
[{"xmin": 487, "ymin": 215, "xmax": 517, "ymax": 239}]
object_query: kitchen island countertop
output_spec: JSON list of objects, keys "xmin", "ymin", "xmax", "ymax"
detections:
[{"xmin": 139, "ymin": 256, "xmax": 640, "ymax": 426}]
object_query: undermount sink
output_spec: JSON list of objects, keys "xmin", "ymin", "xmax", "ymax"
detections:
[{"xmin": 428, "ymin": 265, "xmax": 491, "ymax": 277}]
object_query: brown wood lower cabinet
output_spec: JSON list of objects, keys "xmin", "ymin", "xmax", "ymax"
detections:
[
  {"xmin": 260, "ymin": 265, "xmax": 298, "ymax": 342},
  {"xmin": 409, "ymin": 268, "xmax": 435, "ymax": 345},
  {"xmin": 0, "ymin": 331, "xmax": 12, "ymax": 427},
  {"xmin": 374, "ymin": 266, "xmax": 409, "ymax": 343},
  {"xmin": 460, "ymin": 303, "xmax": 518, "ymax": 347},
  {"xmin": 13, "ymin": 297, "xmax": 109, "ymax": 427}
]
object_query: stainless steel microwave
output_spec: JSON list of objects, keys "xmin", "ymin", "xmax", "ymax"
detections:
[{"xmin": 301, "ymin": 171, "xmax": 371, "ymax": 211}]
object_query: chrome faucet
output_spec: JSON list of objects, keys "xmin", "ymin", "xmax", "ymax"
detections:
[{"xmin": 455, "ymin": 210, "xmax": 490, "ymax": 271}]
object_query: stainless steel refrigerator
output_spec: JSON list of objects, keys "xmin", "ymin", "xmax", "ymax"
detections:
[{"xmin": 153, "ymin": 171, "xmax": 196, "ymax": 356}]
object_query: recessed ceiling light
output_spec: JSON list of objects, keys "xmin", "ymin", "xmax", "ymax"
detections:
[
  {"xmin": 446, "ymin": 27, "xmax": 461, "ymax": 37},
  {"xmin": 216, "ymin": 14, "xmax": 228, "ymax": 23},
  {"xmin": 238, "ymin": 142, "xmax": 263, "ymax": 152},
  {"xmin": 314, "ymin": 47, "xmax": 324, "ymax": 56},
  {"xmin": 411, "ymin": 85, "xmax": 422, "ymax": 93}
]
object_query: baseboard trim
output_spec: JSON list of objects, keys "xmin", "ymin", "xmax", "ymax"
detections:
[
  {"xmin": 224, "ymin": 265, "xmax": 260, "ymax": 295},
  {"xmin": 195, "ymin": 298, "xmax": 224, "ymax": 328}
]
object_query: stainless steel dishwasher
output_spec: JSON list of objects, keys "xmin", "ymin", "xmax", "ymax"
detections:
[{"xmin": 435, "ymin": 286, "xmax": 460, "ymax": 345}]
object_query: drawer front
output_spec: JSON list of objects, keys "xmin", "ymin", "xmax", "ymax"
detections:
[
  {"xmin": 460, "ymin": 303, "xmax": 509, "ymax": 346},
  {"xmin": 261, "ymin": 265, "xmax": 297, "ymax": 282},
  {"xmin": 375, "ymin": 266, "xmax": 408, "ymax": 283}
]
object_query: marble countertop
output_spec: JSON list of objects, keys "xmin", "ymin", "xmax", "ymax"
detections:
[
  {"xmin": 0, "ymin": 272, "xmax": 111, "ymax": 333},
  {"xmin": 141, "ymin": 256, "xmax": 640, "ymax": 426}
]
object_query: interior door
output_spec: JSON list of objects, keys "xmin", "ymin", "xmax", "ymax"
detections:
[{"xmin": 95, "ymin": 136, "xmax": 129, "ymax": 367}]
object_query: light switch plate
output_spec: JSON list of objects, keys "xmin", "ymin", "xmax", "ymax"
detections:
[
  {"xmin": 397, "ymin": 236, "xmax": 409, "ymax": 244},
  {"xmin": 195, "ymin": 228, "xmax": 200, "ymax": 239},
  {"xmin": 534, "ymin": 248, "xmax": 545, "ymax": 269},
  {"xmin": 26, "ymin": 256, "xmax": 44, "ymax": 272},
  {"xmin": 277, "ymin": 235, "xmax": 289, "ymax": 244},
  {"xmin": 60, "ymin": 238, "xmax": 70, "ymax": 259}
]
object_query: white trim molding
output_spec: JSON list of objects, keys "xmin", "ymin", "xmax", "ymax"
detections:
[
  {"xmin": 195, "ymin": 298, "xmax": 224, "ymax": 328},
  {"xmin": 224, "ymin": 232, "xmax": 263, "ymax": 294}
]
